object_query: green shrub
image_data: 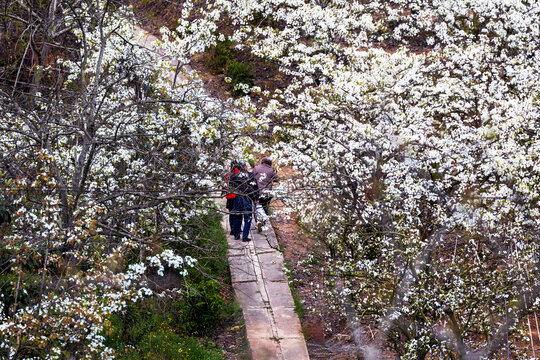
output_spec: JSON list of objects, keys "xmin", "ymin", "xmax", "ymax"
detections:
[
  {"xmin": 103, "ymin": 211, "xmax": 233, "ymax": 357},
  {"xmin": 226, "ymin": 61, "xmax": 255, "ymax": 97},
  {"xmin": 177, "ymin": 280, "xmax": 225, "ymax": 334},
  {"xmin": 113, "ymin": 329, "xmax": 223, "ymax": 360},
  {"xmin": 105, "ymin": 300, "xmax": 224, "ymax": 359},
  {"xmin": 105, "ymin": 301, "xmax": 166, "ymax": 348},
  {"xmin": 206, "ymin": 39, "xmax": 234, "ymax": 74},
  {"xmin": 167, "ymin": 213, "xmax": 228, "ymax": 277},
  {"xmin": 204, "ymin": 38, "xmax": 257, "ymax": 96}
]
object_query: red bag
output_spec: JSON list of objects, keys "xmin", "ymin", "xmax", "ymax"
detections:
[{"xmin": 224, "ymin": 168, "xmax": 240, "ymax": 199}]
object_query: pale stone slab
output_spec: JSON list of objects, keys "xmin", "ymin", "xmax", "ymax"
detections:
[
  {"xmin": 219, "ymin": 196, "xmax": 310, "ymax": 360},
  {"xmin": 229, "ymin": 254, "xmax": 256, "ymax": 283},
  {"xmin": 265, "ymin": 281, "xmax": 296, "ymax": 308},
  {"xmin": 243, "ymin": 308, "xmax": 275, "ymax": 338},
  {"xmin": 233, "ymin": 281, "xmax": 267, "ymax": 308},
  {"xmin": 249, "ymin": 338, "xmax": 281, "ymax": 360},
  {"xmin": 258, "ymin": 252, "xmax": 288, "ymax": 282},
  {"xmin": 265, "ymin": 223, "xmax": 280, "ymax": 249},
  {"xmin": 280, "ymin": 338, "xmax": 310, "ymax": 360},
  {"xmin": 252, "ymin": 231, "xmax": 275, "ymax": 250},
  {"xmin": 227, "ymin": 248, "xmax": 246, "ymax": 257},
  {"xmin": 251, "ymin": 223, "xmax": 280, "ymax": 250},
  {"xmin": 221, "ymin": 215, "xmax": 231, "ymax": 233},
  {"xmin": 227, "ymin": 240, "xmax": 247, "ymax": 257},
  {"xmin": 273, "ymin": 308, "xmax": 304, "ymax": 339}
]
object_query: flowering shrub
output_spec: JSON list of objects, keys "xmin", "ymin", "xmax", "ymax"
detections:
[{"xmin": 226, "ymin": 61, "xmax": 255, "ymax": 96}]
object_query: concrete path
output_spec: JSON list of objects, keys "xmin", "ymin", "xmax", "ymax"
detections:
[{"xmin": 222, "ymin": 213, "xmax": 310, "ymax": 360}]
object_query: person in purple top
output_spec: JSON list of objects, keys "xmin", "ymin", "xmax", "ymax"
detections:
[{"xmin": 252, "ymin": 157, "xmax": 279, "ymax": 217}]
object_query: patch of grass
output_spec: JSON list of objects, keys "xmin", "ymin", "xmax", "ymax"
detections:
[
  {"xmin": 206, "ymin": 39, "xmax": 234, "ymax": 74},
  {"xmin": 177, "ymin": 280, "xmax": 226, "ymax": 334},
  {"xmin": 227, "ymin": 61, "xmax": 255, "ymax": 97},
  {"xmin": 104, "ymin": 290, "xmax": 226, "ymax": 359},
  {"xmin": 176, "ymin": 212, "xmax": 229, "ymax": 280},
  {"xmin": 282, "ymin": 261, "xmax": 305, "ymax": 319},
  {"xmin": 290, "ymin": 281, "xmax": 305, "ymax": 319},
  {"xmin": 105, "ymin": 301, "xmax": 224, "ymax": 360},
  {"xmin": 104, "ymin": 211, "xmax": 236, "ymax": 358}
]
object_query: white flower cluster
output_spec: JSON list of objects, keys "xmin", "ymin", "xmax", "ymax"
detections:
[{"xmin": 147, "ymin": 249, "xmax": 197, "ymax": 277}]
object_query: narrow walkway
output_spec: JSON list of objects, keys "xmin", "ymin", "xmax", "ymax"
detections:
[{"xmin": 222, "ymin": 211, "xmax": 310, "ymax": 360}]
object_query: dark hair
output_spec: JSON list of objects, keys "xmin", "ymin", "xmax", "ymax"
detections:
[
  {"xmin": 262, "ymin": 157, "xmax": 272, "ymax": 166},
  {"xmin": 231, "ymin": 161, "xmax": 246, "ymax": 172}
]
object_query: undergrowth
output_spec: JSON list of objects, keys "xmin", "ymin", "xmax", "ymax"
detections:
[
  {"xmin": 104, "ymin": 212, "xmax": 239, "ymax": 359},
  {"xmin": 206, "ymin": 38, "xmax": 255, "ymax": 97},
  {"xmin": 104, "ymin": 300, "xmax": 224, "ymax": 360},
  {"xmin": 282, "ymin": 259, "xmax": 306, "ymax": 320}
]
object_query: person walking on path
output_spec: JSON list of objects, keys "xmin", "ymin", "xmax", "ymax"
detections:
[
  {"xmin": 230, "ymin": 162, "xmax": 259, "ymax": 241},
  {"xmin": 253, "ymin": 157, "xmax": 278, "ymax": 216},
  {"xmin": 225, "ymin": 161, "xmax": 241, "ymax": 235}
]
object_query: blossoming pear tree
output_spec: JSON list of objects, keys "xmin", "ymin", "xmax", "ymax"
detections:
[
  {"xmin": 0, "ymin": 1, "xmax": 260, "ymax": 358},
  {"xmin": 188, "ymin": 0, "xmax": 539, "ymax": 358},
  {"xmin": 1, "ymin": 0, "xmax": 538, "ymax": 358}
]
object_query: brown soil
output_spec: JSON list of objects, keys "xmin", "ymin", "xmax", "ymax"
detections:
[
  {"xmin": 189, "ymin": 49, "xmax": 291, "ymax": 103},
  {"xmin": 127, "ymin": 0, "xmax": 192, "ymax": 32},
  {"xmin": 211, "ymin": 313, "xmax": 251, "ymax": 360}
]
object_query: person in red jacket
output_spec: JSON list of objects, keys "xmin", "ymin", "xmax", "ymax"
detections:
[
  {"xmin": 225, "ymin": 161, "xmax": 241, "ymax": 235},
  {"xmin": 229, "ymin": 162, "xmax": 259, "ymax": 241}
]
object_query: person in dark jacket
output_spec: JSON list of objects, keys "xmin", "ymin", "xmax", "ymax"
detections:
[
  {"xmin": 225, "ymin": 161, "xmax": 241, "ymax": 234},
  {"xmin": 252, "ymin": 157, "xmax": 278, "ymax": 215},
  {"xmin": 229, "ymin": 162, "xmax": 259, "ymax": 241}
]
